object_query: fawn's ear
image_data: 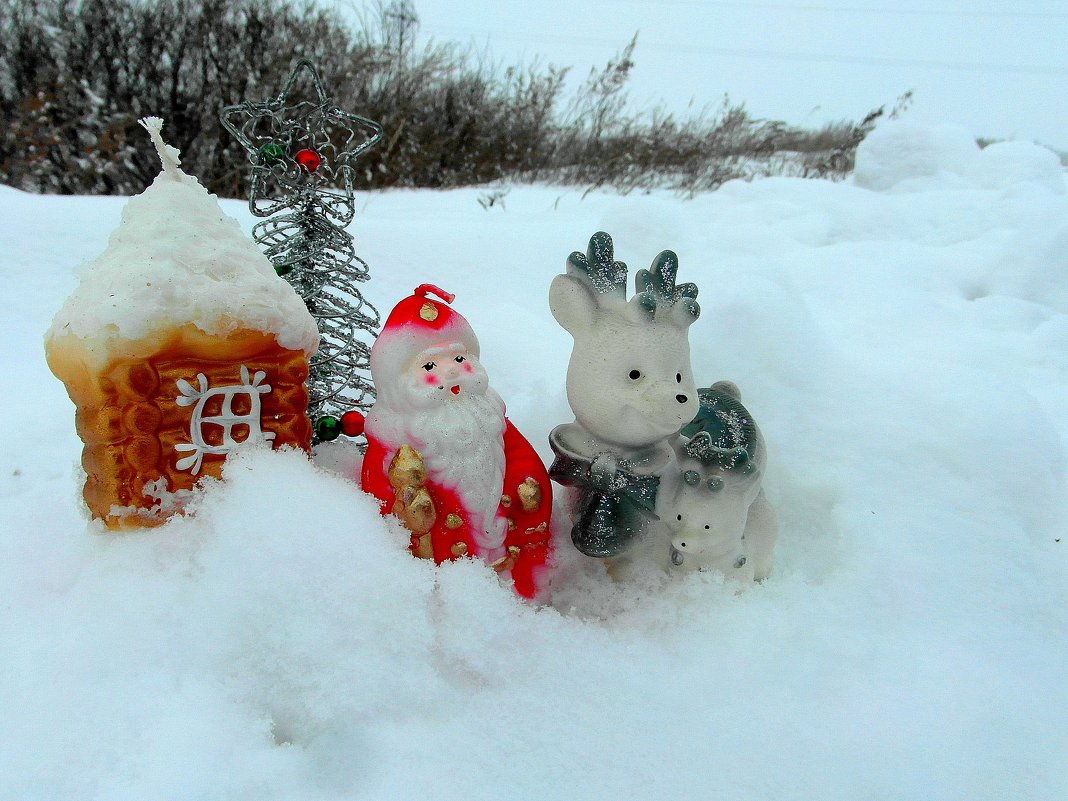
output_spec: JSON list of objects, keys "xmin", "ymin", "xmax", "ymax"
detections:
[
  {"xmin": 711, "ymin": 380, "xmax": 741, "ymax": 400},
  {"xmin": 549, "ymin": 273, "xmax": 597, "ymax": 337}
]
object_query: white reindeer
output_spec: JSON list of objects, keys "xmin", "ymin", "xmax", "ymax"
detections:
[{"xmin": 548, "ymin": 232, "xmax": 700, "ymax": 558}]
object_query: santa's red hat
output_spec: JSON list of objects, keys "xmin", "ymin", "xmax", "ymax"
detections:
[{"xmin": 369, "ymin": 285, "xmax": 480, "ymax": 395}]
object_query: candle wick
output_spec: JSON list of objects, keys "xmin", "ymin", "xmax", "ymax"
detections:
[{"xmin": 138, "ymin": 116, "xmax": 183, "ymax": 177}]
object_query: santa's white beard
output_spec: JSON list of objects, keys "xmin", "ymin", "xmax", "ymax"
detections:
[{"xmin": 376, "ymin": 389, "xmax": 508, "ymax": 555}]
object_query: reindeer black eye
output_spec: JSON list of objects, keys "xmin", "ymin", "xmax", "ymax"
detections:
[
  {"xmin": 676, "ymin": 514, "xmax": 682, "ymax": 521},
  {"xmin": 454, "ymin": 355, "xmax": 465, "ymax": 363},
  {"xmin": 629, "ymin": 370, "xmax": 641, "ymax": 380},
  {"xmin": 676, "ymin": 373, "xmax": 682, "ymax": 383},
  {"xmin": 704, "ymin": 525, "xmax": 710, "ymax": 530},
  {"xmin": 422, "ymin": 362, "xmax": 436, "ymax": 371}
]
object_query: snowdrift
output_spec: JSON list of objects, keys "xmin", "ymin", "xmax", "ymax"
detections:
[{"xmin": 1, "ymin": 122, "xmax": 1066, "ymax": 800}]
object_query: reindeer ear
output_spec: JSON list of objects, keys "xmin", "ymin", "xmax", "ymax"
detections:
[{"xmin": 549, "ymin": 273, "xmax": 597, "ymax": 336}]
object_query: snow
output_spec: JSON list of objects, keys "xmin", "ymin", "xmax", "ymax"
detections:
[
  {"xmin": 45, "ymin": 120, "xmax": 318, "ymax": 360},
  {"xmin": 3, "ymin": 122, "xmax": 1067, "ymax": 800},
  {"xmin": 854, "ymin": 120, "xmax": 1067, "ymax": 195}
]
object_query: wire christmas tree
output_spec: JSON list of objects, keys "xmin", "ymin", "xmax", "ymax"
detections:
[{"xmin": 221, "ymin": 59, "xmax": 384, "ymax": 444}]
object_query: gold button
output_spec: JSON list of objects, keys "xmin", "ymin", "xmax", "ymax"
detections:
[
  {"xmin": 446, "ymin": 513, "xmax": 464, "ymax": 529},
  {"xmin": 451, "ymin": 542, "xmax": 468, "ymax": 556},
  {"xmin": 517, "ymin": 477, "xmax": 543, "ymax": 512}
]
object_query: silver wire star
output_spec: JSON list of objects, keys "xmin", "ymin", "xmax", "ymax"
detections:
[{"xmin": 221, "ymin": 59, "xmax": 384, "ymax": 225}]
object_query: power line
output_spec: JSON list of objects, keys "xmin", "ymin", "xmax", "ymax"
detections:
[
  {"xmin": 697, "ymin": 46, "xmax": 1068, "ymax": 75},
  {"xmin": 611, "ymin": 1, "xmax": 1068, "ymax": 20},
  {"xmin": 428, "ymin": 25, "xmax": 1068, "ymax": 76}
]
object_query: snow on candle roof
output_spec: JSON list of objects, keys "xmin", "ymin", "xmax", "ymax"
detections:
[{"xmin": 45, "ymin": 117, "xmax": 318, "ymax": 357}]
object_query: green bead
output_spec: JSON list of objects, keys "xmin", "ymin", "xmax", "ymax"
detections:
[
  {"xmin": 258, "ymin": 142, "xmax": 286, "ymax": 166},
  {"xmin": 316, "ymin": 415, "xmax": 342, "ymax": 442}
]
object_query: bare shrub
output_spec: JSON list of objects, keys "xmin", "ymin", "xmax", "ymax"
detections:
[{"xmin": 0, "ymin": 0, "xmax": 889, "ymax": 196}]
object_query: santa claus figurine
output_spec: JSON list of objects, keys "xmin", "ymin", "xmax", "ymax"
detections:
[{"xmin": 355, "ymin": 284, "xmax": 553, "ymax": 599}]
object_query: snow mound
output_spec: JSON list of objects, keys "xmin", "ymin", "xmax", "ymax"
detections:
[
  {"xmin": 4, "ymin": 160, "xmax": 1068, "ymax": 799},
  {"xmin": 854, "ymin": 120, "xmax": 1066, "ymax": 194}
]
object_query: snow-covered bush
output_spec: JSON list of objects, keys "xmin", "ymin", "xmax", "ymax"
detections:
[{"xmin": 0, "ymin": 0, "xmax": 879, "ymax": 196}]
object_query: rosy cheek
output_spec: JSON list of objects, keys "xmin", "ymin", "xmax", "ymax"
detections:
[
  {"xmin": 462, "ymin": 363, "xmax": 473, "ymax": 374},
  {"xmin": 424, "ymin": 373, "xmax": 438, "ymax": 385}
]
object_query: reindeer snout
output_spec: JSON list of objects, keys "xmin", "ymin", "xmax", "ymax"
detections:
[{"xmin": 637, "ymin": 381, "xmax": 692, "ymax": 416}]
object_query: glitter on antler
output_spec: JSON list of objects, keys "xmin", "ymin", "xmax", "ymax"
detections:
[
  {"xmin": 633, "ymin": 250, "xmax": 700, "ymax": 324},
  {"xmin": 566, "ymin": 230, "xmax": 629, "ymax": 300}
]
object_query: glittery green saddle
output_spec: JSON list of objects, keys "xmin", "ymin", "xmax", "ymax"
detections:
[{"xmin": 680, "ymin": 386, "xmax": 759, "ymax": 475}]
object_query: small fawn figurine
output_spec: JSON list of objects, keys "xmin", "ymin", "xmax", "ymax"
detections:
[{"xmin": 656, "ymin": 382, "xmax": 777, "ymax": 581}]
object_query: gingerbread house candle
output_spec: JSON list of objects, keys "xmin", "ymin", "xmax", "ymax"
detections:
[{"xmin": 45, "ymin": 118, "xmax": 319, "ymax": 528}]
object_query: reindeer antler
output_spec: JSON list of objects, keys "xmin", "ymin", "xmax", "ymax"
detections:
[
  {"xmin": 633, "ymin": 250, "xmax": 700, "ymax": 324},
  {"xmin": 566, "ymin": 231, "xmax": 628, "ymax": 299}
]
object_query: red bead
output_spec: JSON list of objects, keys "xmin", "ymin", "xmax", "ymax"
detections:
[
  {"xmin": 293, "ymin": 148, "xmax": 322, "ymax": 173},
  {"xmin": 341, "ymin": 410, "xmax": 365, "ymax": 437}
]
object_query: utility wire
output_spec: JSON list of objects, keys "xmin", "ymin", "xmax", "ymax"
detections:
[
  {"xmin": 688, "ymin": 46, "xmax": 1068, "ymax": 75},
  {"xmin": 610, "ymin": 1, "xmax": 1068, "ymax": 19},
  {"xmin": 428, "ymin": 25, "xmax": 1068, "ymax": 76}
]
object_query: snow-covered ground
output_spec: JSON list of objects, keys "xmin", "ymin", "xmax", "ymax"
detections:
[{"xmin": 2, "ymin": 121, "xmax": 1066, "ymax": 800}]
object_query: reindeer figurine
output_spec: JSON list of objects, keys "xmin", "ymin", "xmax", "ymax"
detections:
[{"xmin": 548, "ymin": 232, "xmax": 701, "ymax": 558}]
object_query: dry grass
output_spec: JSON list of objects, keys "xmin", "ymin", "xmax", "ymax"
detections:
[{"xmin": 0, "ymin": 0, "xmax": 891, "ymax": 197}]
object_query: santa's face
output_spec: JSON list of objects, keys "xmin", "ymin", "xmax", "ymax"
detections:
[{"xmin": 403, "ymin": 342, "xmax": 490, "ymax": 409}]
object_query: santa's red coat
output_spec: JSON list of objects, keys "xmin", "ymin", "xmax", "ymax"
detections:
[{"xmin": 361, "ymin": 420, "xmax": 553, "ymax": 599}]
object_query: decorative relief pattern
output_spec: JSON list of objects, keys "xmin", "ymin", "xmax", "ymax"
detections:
[{"xmin": 174, "ymin": 365, "xmax": 275, "ymax": 474}]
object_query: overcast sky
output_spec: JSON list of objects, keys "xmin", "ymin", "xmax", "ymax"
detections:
[{"xmin": 342, "ymin": 0, "xmax": 1068, "ymax": 152}]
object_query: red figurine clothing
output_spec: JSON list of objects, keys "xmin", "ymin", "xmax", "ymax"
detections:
[
  {"xmin": 359, "ymin": 285, "xmax": 553, "ymax": 599},
  {"xmin": 362, "ymin": 419, "xmax": 552, "ymax": 598}
]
